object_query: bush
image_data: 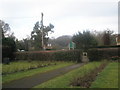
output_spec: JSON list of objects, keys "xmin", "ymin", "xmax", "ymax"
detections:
[
  {"xmin": 95, "ymin": 45, "xmax": 120, "ymax": 48},
  {"xmin": 53, "ymin": 50, "xmax": 82, "ymax": 62},
  {"xmin": 88, "ymin": 48, "xmax": 119, "ymax": 61},
  {"xmin": 2, "ymin": 46, "xmax": 12, "ymax": 59},
  {"xmin": 110, "ymin": 56, "xmax": 120, "ymax": 61},
  {"xmin": 15, "ymin": 48, "xmax": 119, "ymax": 62},
  {"xmin": 2, "ymin": 37, "xmax": 16, "ymax": 61},
  {"xmin": 88, "ymin": 49, "xmax": 103, "ymax": 61},
  {"xmin": 15, "ymin": 51, "xmax": 54, "ymax": 61},
  {"xmin": 14, "ymin": 50, "xmax": 82, "ymax": 62}
]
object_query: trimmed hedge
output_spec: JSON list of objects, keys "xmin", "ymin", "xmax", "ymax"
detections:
[
  {"xmin": 2, "ymin": 37, "xmax": 16, "ymax": 61},
  {"xmin": 54, "ymin": 50, "xmax": 81, "ymax": 62},
  {"xmin": 2, "ymin": 46, "xmax": 12, "ymax": 59},
  {"xmin": 88, "ymin": 48, "xmax": 119, "ymax": 61},
  {"xmin": 95, "ymin": 45, "xmax": 120, "ymax": 48},
  {"xmin": 15, "ymin": 51, "xmax": 54, "ymax": 61},
  {"xmin": 2, "ymin": 46, "xmax": 15, "ymax": 63},
  {"xmin": 15, "ymin": 48, "xmax": 119, "ymax": 62},
  {"xmin": 14, "ymin": 50, "xmax": 82, "ymax": 62}
]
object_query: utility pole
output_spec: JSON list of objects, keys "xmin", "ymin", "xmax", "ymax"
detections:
[{"xmin": 41, "ymin": 12, "xmax": 44, "ymax": 50}]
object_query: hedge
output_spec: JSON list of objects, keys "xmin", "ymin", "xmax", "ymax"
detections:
[
  {"xmin": 2, "ymin": 46, "xmax": 15, "ymax": 62},
  {"xmin": 88, "ymin": 48, "xmax": 119, "ymax": 61},
  {"xmin": 2, "ymin": 37, "xmax": 16, "ymax": 61},
  {"xmin": 14, "ymin": 48, "xmax": 119, "ymax": 62},
  {"xmin": 14, "ymin": 50, "xmax": 82, "ymax": 62},
  {"xmin": 2, "ymin": 46, "xmax": 12, "ymax": 59},
  {"xmin": 95, "ymin": 45, "xmax": 120, "ymax": 48},
  {"xmin": 54, "ymin": 50, "xmax": 81, "ymax": 62}
]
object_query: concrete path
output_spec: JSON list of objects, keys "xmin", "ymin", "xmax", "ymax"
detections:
[{"xmin": 3, "ymin": 63, "xmax": 85, "ymax": 88}]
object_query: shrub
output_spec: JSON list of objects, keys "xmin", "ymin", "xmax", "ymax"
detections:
[
  {"xmin": 2, "ymin": 46, "xmax": 12, "ymax": 59},
  {"xmin": 110, "ymin": 56, "xmax": 120, "ymax": 61},
  {"xmin": 53, "ymin": 50, "xmax": 82, "ymax": 62},
  {"xmin": 15, "ymin": 51, "xmax": 54, "ymax": 61},
  {"xmin": 88, "ymin": 49, "xmax": 103, "ymax": 61},
  {"xmin": 2, "ymin": 37, "xmax": 16, "ymax": 62},
  {"xmin": 14, "ymin": 50, "xmax": 82, "ymax": 62},
  {"xmin": 96, "ymin": 45, "xmax": 120, "ymax": 48},
  {"xmin": 88, "ymin": 48, "xmax": 119, "ymax": 61}
]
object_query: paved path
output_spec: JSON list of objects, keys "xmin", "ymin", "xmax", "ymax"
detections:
[{"xmin": 3, "ymin": 63, "xmax": 85, "ymax": 88}]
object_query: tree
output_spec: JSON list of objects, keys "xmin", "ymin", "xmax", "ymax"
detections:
[
  {"xmin": 0, "ymin": 20, "xmax": 16, "ymax": 61},
  {"xmin": 91, "ymin": 30, "xmax": 104, "ymax": 46},
  {"xmin": 0, "ymin": 20, "xmax": 10, "ymax": 38},
  {"xmin": 0, "ymin": 20, "xmax": 15, "ymax": 39},
  {"xmin": 102, "ymin": 29, "xmax": 113, "ymax": 45},
  {"xmin": 31, "ymin": 21, "xmax": 54, "ymax": 50},
  {"xmin": 72, "ymin": 30, "xmax": 98, "ymax": 50},
  {"xmin": 92, "ymin": 29, "xmax": 114, "ymax": 46},
  {"xmin": 16, "ymin": 35, "xmax": 31, "ymax": 51}
]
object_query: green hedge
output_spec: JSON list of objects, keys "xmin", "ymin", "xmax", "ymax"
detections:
[
  {"xmin": 2, "ymin": 37, "xmax": 16, "ymax": 62},
  {"xmin": 15, "ymin": 50, "xmax": 82, "ymax": 62},
  {"xmin": 2, "ymin": 46, "xmax": 12, "ymax": 58},
  {"xmin": 54, "ymin": 50, "xmax": 81, "ymax": 62},
  {"xmin": 88, "ymin": 48, "xmax": 119, "ymax": 61},
  {"xmin": 15, "ymin": 51, "xmax": 54, "ymax": 61},
  {"xmin": 15, "ymin": 48, "xmax": 119, "ymax": 62}
]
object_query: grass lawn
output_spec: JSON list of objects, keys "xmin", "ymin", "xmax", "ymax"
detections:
[
  {"xmin": 33, "ymin": 61, "xmax": 102, "ymax": 88},
  {"xmin": 90, "ymin": 62, "xmax": 119, "ymax": 88},
  {"xmin": 2, "ymin": 61, "xmax": 75, "ymax": 84},
  {"xmin": 2, "ymin": 61, "xmax": 62, "ymax": 74}
]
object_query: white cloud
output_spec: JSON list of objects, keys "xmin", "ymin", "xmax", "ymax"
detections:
[
  {"xmin": 0, "ymin": 0, "xmax": 118, "ymax": 40},
  {"xmin": 49, "ymin": 15, "xmax": 118, "ymax": 38}
]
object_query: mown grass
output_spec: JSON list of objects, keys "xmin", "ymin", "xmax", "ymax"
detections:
[
  {"xmin": 33, "ymin": 61, "xmax": 102, "ymax": 88},
  {"xmin": 0, "ymin": 63, "xmax": 2, "ymax": 85},
  {"xmin": 2, "ymin": 61, "xmax": 59, "ymax": 74},
  {"xmin": 91, "ymin": 62, "xmax": 118, "ymax": 88},
  {"xmin": 2, "ymin": 61, "xmax": 75, "ymax": 84}
]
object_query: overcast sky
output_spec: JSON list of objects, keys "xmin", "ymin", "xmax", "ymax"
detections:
[{"xmin": 0, "ymin": 0, "xmax": 119, "ymax": 40}]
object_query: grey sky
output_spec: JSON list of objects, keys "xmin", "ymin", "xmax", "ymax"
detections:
[{"xmin": 0, "ymin": 0, "xmax": 119, "ymax": 40}]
